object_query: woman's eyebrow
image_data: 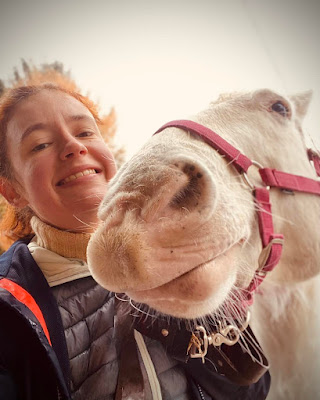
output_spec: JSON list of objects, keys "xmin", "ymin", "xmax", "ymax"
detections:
[
  {"xmin": 68, "ymin": 114, "xmax": 94, "ymax": 122},
  {"xmin": 21, "ymin": 115, "xmax": 95, "ymax": 142},
  {"xmin": 21, "ymin": 123, "xmax": 46, "ymax": 142}
]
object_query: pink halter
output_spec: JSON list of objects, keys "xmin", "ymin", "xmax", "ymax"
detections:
[{"xmin": 155, "ymin": 120, "xmax": 320, "ymax": 308}]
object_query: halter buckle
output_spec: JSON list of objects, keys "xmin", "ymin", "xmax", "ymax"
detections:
[{"xmin": 258, "ymin": 237, "xmax": 285, "ymax": 272}]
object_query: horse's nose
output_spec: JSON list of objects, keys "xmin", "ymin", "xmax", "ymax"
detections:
[{"xmin": 139, "ymin": 159, "xmax": 217, "ymax": 223}]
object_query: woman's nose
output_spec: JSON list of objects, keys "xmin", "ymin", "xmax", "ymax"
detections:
[{"xmin": 60, "ymin": 137, "xmax": 88, "ymax": 160}]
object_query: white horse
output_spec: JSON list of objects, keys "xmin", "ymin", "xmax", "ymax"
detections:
[{"xmin": 87, "ymin": 89, "xmax": 320, "ymax": 399}]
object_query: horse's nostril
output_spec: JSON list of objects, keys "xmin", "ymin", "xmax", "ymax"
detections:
[
  {"xmin": 169, "ymin": 163, "xmax": 204, "ymax": 209},
  {"xmin": 170, "ymin": 179, "xmax": 200, "ymax": 208},
  {"xmin": 182, "ymin": 163, "xmax": 196, "ymax": 174}
]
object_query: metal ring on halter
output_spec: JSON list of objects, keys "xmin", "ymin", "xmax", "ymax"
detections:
[{"xmin": 242, "ymin": 160, "xmax": 270, "ymax": 190}]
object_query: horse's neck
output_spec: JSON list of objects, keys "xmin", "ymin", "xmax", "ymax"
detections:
[{"xmin": 251, "ymin": 276, "xmax": 320, "ymax": 399}]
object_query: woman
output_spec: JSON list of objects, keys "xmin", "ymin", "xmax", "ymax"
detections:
[{"xmin": 0, "ymin": 83, "xmax": 270, "ymax": 399}]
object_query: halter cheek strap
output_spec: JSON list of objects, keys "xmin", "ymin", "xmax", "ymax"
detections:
[
  {"xmin": 154, "ymin": 120, "xmax": 320, "ymax": 307},
  {"xmin": 308, "ymin": 148, "xmax": 320, "ymax": 177}
]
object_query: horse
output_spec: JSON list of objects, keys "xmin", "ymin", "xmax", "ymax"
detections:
[{"xmin": 87, "ymin": 88, "xmax": 320, "ymax": 399}]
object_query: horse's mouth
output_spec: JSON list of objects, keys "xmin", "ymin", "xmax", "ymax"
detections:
[
  {"xmin": 128, "ymin": 257, "xmax": 215, "ymax": 296},
  {"xmin": 125, "ymin": 241, "xmax": 242, "ymax": 311}
]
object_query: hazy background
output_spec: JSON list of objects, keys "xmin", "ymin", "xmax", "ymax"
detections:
[{"xmin": 1, "ymin": 0, "xmax": 319, "ymax": 158}]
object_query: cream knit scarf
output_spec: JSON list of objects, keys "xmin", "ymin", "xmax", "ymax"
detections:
[{"xmin": 28, "ymin": 216, "xmax": 92, "ymax": 287}]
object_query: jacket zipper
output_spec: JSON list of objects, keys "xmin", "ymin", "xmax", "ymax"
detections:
[{"xmin": 197, "ymin": 383, "xmax": 206, "ymax": 400}]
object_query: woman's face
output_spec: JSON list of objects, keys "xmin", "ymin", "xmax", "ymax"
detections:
[{"xmin": 5, "ymin": 89, "xmax": 117, "ymax": 232}]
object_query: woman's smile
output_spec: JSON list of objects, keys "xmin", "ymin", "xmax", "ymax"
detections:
[{"xmin": 56, "ymin": 167, "xmax": 102, "ymax": 186}]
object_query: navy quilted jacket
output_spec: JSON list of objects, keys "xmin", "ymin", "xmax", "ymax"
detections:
[{"xmin": 0, "ymin": 240, "xmax": 270, "ymax": 399}]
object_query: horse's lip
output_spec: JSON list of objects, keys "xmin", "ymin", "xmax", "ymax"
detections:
[
  {"xmin": 129, "ymin": 259, "xmax": 213, "ymax": 295},
  {"xmin": 126, "ymin": 240, "xmax": 242, "ymax": 295}
]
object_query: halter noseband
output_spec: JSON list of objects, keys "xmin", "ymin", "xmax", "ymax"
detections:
[{"xmin": 154, "ymin": 120, "xmax": 320, "ymax": 308}]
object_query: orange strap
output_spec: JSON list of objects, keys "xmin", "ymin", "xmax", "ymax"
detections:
[{"xmin": 0, "ymin": 278, "xmax": 52, "ymax": 346}]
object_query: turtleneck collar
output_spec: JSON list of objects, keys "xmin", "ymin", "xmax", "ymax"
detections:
[{"xmin": 30, "ymin": 216, "xmax": 91, "ymax": 261}]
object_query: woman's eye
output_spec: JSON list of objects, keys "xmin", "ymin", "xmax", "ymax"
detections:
[
  {"xmin": 271, "ymin": 101, "xmax": 290, "ymax": 117},
  {"xmin": 77, "ymin": 131, "xmax": 93, "ymax": 137},
  {"xmin": 32, "ymin": 143, "xmax": 49, "ymax": 152}
]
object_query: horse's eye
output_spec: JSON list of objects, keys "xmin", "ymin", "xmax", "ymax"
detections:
[{"xmin": 271, "ymin": 101, "xmax": 289, "ymax": 117}]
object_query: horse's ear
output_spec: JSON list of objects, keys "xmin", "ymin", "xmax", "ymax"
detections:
[{"xmin": 289, "ymin": 90, "xmax": 313, "ymax": 120}]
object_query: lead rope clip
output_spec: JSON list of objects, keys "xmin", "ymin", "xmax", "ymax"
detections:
[{"xmin": 187, "ymin": 311, "xmax": 250, "ymax": 363}]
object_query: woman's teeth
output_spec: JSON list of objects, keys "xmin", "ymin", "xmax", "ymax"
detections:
[{"xmin": 60, "ymin": 169, "xmax": 97, "ymax": 185}]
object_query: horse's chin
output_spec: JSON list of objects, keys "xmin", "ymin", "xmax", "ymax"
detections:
[{"xmin": 126, "ymin": 247, "xmax": 239, "ymax": 319}]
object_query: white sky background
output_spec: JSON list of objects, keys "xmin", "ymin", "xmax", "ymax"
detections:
[{"xmin": 0, "ymin": 0, "xmax": 319, "ymax": 159}]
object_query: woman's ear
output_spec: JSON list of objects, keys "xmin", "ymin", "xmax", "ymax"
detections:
[{"xmin": 0, "ymin": 177, "xmax": 28, "ymax": 208}]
